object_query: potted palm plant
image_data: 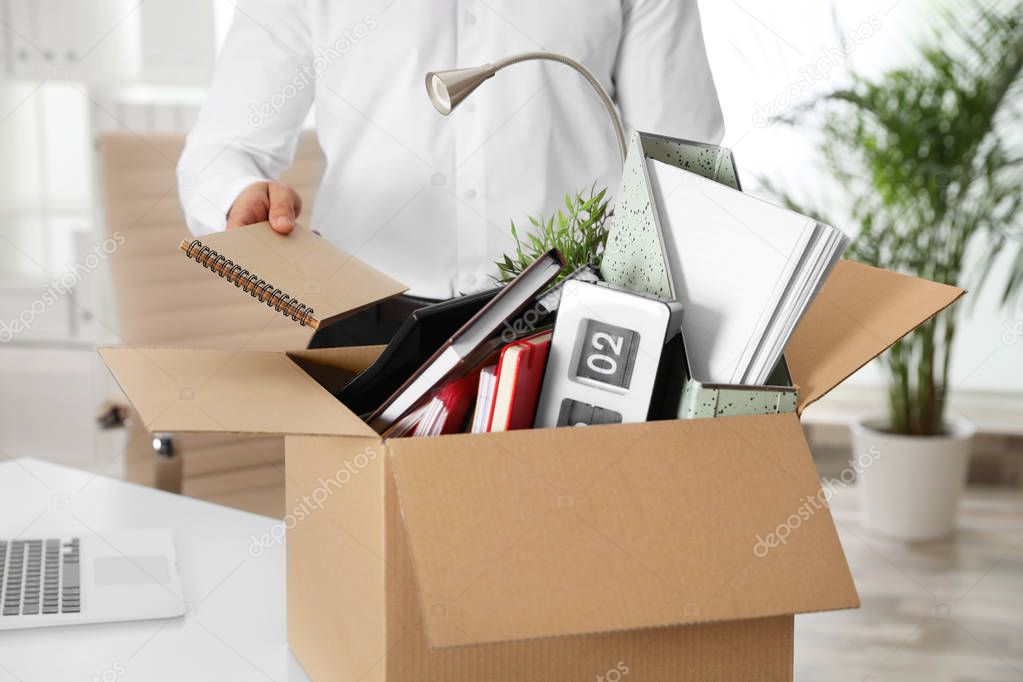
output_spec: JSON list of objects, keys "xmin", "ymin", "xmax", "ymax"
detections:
[{"xmin": 770, "ymin": 3, "xmax": 1023, "ymax": 539}]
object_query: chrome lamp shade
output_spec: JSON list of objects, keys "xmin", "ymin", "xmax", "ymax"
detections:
[{"xmin": 425, "ymin": 65, "xmax": 497, "ymax": 115}]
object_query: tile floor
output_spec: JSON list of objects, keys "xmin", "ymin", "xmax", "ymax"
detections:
[{"xmin": 797, "ymin": 485, "xmax": 1023, "ymax": 681}]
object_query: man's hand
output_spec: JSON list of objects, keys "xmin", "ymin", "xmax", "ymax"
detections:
[{"xmin": 226, "ymin": 181, "xmax": 302, "ymax": 234}]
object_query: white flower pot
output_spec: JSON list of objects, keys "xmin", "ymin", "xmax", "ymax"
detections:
[{"xmin": 850, "ymin": 417, "xmax": 974, "ymax": 541}]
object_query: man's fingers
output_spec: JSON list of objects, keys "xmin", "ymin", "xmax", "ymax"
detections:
[
  {"xmin": 268, "ymin": 183, "xmax": 302, "ymax": 234},
  {"xmin": 225, "ymin": 181, "xmax": 301, "ymax": 234},
  {"xmin": 226, "ymin": 208, "xmax": 258, "ymax": 230},
  {"xmin": 226, "ymin": 182, "xmax": 270, "ymax": 230}
]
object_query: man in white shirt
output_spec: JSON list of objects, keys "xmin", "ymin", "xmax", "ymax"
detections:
[{"xmin": 178, "ymin": 0, "xmax": 723, "ymax": 346}]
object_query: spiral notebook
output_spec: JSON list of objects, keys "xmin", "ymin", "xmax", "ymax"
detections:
[{"xmin": 180, "ymin": 222, "xmax": 407, "ymax": 329}]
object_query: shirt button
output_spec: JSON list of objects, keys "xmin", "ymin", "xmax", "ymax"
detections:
[
  {"xmin": 464, "ymin": 188, "xmax": 477, "ymax": 200},
  {"xmin": 465, "ymin": 12, "xmax": 477, "ymax": 25}
]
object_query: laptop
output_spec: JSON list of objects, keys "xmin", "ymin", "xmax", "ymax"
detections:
[{"xmin": 0, "ymin": 529, "xmax": 183, "ymax": 630}]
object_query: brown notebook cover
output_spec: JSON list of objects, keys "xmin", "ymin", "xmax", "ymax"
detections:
[{"xmin": 180, "ymin": 222, "xmax": 408, "ymax": 329}]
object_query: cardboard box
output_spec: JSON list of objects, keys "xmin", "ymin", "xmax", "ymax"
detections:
[{"xmin": 100, "ymin": 258, "xmax": 962, "ymax": 681}]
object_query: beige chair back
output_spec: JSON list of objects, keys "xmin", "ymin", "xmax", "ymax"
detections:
[{"xmin": 98, "ymin": 131, "xmax": 323, "ymax": 350}]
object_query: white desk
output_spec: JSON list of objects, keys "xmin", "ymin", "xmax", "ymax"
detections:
[{"xmin": 0, "ymin": 458, "xmax": 311, "ymax": 682}]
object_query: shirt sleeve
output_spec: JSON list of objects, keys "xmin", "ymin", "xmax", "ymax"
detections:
[
  {"xmin": 612, "ymin": 0, "xmax": 725, "ymax": 144},
  {"xmin": 177, "ymin": 0, "xmax": 314, "ymax": 236}
]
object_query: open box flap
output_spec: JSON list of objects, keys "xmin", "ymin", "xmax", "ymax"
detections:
[
  {"xmin": 788, "ymin": 260, "xmax": 964, "ymax": 412},
  {"xmin": 99, "ymin": 347, "xmax": 376, "ymax": 437},
  {"xmin": 388, "ymin": 413, "xmax": 858, "ymax": 648},
  {"xmin": 287, "ymin": 345, "xmax": 386, "ymax": 395},
  {"xmin": 287, "ymin": 345, "xmax": 387, "ymax": 372}
]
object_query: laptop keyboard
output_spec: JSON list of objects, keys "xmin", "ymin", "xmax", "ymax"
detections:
[{"xmin": 0, "ymin": 538, "xmax": 80, "ymax": 616}]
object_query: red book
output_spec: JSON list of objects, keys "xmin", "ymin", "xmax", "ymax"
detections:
[
  {"xmin": 412, "ymin": 370, "xmax": 482, "ymax": 437},
  {"xmin": 486, "ymin": 330, "xmax": 553, "ymax": 432}
]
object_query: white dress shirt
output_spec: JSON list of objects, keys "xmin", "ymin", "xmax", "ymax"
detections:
[{"xmin": 178, "ymin": 0, "xmax": 723, "ymax": 299}]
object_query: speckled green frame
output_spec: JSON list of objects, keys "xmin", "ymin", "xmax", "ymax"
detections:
[
  {"xmin": 601, "ymin": 131, "xmax": 741, "ymax": 299},
  {"xmin": 678, "ymin": 365, "xmax": 799, "ymax": 419},
  {"xmin": 602, "ymin": 131, "xmax": 798, "ymax": 419}
]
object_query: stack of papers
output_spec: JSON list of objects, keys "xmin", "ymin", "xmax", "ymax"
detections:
[
  {"xmin": 385, "ymin": 370, "xmax": 482, "ymax": 437},
  {"xmin": 386, "ymin": 404, "xmax": 430, "ymax": 438},
  {"xmin": 647, "ymin": 158, "xmax": 849, "ymax": 385},
  {"xmin": 470, "ymin": 366, "xmax": 497, "ymax": 433}
]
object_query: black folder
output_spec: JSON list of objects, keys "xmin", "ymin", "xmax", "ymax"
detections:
[{"xmin": 335, "ymin": 288, "xmax": 500, "ymax": 415}]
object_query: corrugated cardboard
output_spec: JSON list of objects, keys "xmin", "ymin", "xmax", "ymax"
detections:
[
  {"xmin": 286, "ymin": 433, "xmax": 798, "ymax": 681},
  {"xmin": 388, "ymin": 414, "xmax": 856, "ymax": 648},
  {"xmin": 99, "ymin": 347, "xmax": 372, "ymax": 437},
  {"xmin": 789, "ymin": 260, "xmax": 964, "ymax": 411},
  {"xmin": 282, "ymin": 432, "xmax": 800, "ymax": 682},
  {"xmin": 100, "ymin": 247, "xmax": 964, "ymax": 681}
]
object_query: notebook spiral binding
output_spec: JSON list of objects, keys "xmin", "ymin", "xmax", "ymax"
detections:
[{"xmin": 184, "ymin": 239, "xmax": 316, "ymax": 327}]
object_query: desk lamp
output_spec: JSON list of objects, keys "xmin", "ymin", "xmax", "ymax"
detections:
[{"xmin": 426, "ymin": 52, "xmax": 627, "ymax": 168}]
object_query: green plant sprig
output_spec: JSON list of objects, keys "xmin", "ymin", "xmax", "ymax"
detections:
[{"xmin": 495, "ymin": 185, "xmax": 611, "ymax": 285}]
